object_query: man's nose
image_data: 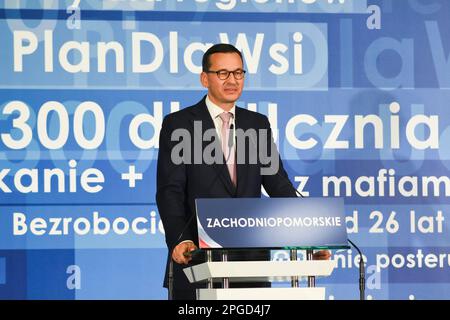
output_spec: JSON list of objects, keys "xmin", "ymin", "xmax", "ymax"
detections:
[{"xmin": 226, "ymin": 72, "xmax": 239, "ymax": 83}]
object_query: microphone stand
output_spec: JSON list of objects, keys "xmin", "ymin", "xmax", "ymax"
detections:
[
  {"xmin": 348, "ymin": 239, "xmax": 365, "ymax": 300},
  {"xmin": 168, "ymin": 257, "xmax": 174, "ymax": 300}
]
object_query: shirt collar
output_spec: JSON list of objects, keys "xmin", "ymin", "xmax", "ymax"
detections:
[{"xmin": 205, "ymin": 95, "xmax": 236, "ymax": 120}]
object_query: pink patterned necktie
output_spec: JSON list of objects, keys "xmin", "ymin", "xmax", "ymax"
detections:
[{"xmin": 219, "ymin": 112, "xmax": 236, "ymax": 186}]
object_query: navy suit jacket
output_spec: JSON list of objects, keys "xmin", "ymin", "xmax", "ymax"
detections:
[{"xmin": 156, "ymin": 96, "xmax": 297, "ymax": 290}]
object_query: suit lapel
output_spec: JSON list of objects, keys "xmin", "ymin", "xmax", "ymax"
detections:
[{"xmin": 190, "ymin": 97, "xmax": 236, "ymax": 196}]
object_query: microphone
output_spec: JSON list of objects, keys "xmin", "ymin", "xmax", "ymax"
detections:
[
  {"xmin": 272, "ymin": 168, "xmax": 304, "ymax": 198},
  {"xmin": 347, "ymin": 239, "xmax": 366, "ymax": 300},
  {"xmin": 228, "ymin": 124, "xmax": 234, "ymax": 150}
]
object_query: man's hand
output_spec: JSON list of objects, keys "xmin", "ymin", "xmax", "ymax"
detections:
[
  {"xmin": 313, "ymin": 250, "xmax": 331, "ymax": 260},
  {"xmin": 172, "ymin": 241, "xmax": 198, "ymax": 265}
]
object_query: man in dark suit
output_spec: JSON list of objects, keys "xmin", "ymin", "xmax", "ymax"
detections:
[{"xmin": 156, "ymin": 43, "xmax": 330, "ymax": 300}]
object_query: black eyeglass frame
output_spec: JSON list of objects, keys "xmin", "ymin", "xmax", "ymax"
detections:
[{"xmin": 204, "ymin": 69, "xmax": 247, "ymax": 80}]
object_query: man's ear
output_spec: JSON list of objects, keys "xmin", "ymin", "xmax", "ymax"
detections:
[{"xmin": 200, "ymin": 72, "xmax": 208, "ymax": 88}]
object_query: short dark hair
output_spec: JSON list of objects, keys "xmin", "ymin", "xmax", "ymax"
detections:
[{"xmin": 202, "ymin": 43, "xmax": 243, "ymax": 72}]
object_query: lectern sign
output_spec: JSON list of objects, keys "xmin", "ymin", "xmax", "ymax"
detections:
[{"xmin": 195, "ymin": 198, "xmax": 348, "ymax": 249}]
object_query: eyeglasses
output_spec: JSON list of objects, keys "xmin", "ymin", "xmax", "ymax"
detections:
[{"xmin": 205, "ymin": 69, "xmax": 246, "ymax": 80}]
